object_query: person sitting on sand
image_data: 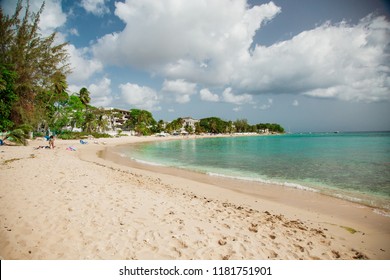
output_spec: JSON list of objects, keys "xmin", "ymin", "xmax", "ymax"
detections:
[{"xmin": 49, "ymin": 135, "xmax": 55, "ymax": 149}]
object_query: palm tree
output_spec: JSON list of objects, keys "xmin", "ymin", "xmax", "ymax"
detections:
[
  {"xmin": 94, "ymin": 108, "xmax": 109, "ymax": 133},
  {"xmin": 78, "ymin": 87, "xmax": 91, "ymax": 133},
  {"xmin": 78, "ymin": 87, "xmax": 90, "ymax": 109},
  {"xmin": 82, "ymin": 111, "xmax": 97, "ymax": 133}
]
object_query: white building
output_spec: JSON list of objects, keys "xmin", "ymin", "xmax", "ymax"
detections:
[
  {"xmin": 181, "ymin": 117, "xmax": 199, "ymax": 133},
  {"xmin": 103, "ymin": 108, "xmax": 132, "ymax": 135}
]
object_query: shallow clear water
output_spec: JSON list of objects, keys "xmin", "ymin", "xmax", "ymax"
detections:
[{"xmin": 116, "ymin": 132, "xmax": 390, "ymax": 210}]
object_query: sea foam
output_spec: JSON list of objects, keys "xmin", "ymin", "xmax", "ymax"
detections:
[{"xmin": 207, "ymin": 172, "xmax": 318, "ymax": 192}]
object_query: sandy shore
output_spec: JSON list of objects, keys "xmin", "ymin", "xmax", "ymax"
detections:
[{"xmin": 0, "ymin": 135, "xmax": 389, "ymax": 260}]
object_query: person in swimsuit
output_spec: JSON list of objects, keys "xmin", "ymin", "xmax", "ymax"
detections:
[{"xmin": 49, "ymin": 135, "xmax": 55, "ymax": 149}]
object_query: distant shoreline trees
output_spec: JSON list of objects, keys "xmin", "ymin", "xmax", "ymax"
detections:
[{"xmin": 165, "ymin": 116, "xmax": 284, "ymax": 135}]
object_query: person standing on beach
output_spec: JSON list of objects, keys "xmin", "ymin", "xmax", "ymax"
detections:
[{"xmin": 49, "ymin": 135, "xmax": 55, "ymax": 149}]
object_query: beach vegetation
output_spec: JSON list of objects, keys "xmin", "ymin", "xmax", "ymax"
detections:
[
  {"xmin": 185, "ymin": 124, "xmax": 194, "ymax": 134},
  {"xmin": 256, "ymin": 123, "xmax": 285, "ymax": 133},
  {"xmin": 1, "ymin": 128, "xmax": 28, "ymax": 145},
  {"xmin": 124, "ymin": 109, "xmax": 158, "ymax": 135},
  {"xmin": 199, "ymin": 117, "xmax": 230, "ymax": 134},
  {"xmin": 156, "ymin": 120, "xmax": 166, "ymax": 132},
  {"xmin": 78, "ymin": 87, "xmax": 91, "ymax": 110},
  {"xmin": 56, "ymin": 131, "xmax": 111, "ymax": 140},
  {"xmin": 64, "ymin": 95, "xmax": 85, "ymax": 131},
  {"xmin": 0, "ymin": 65, "xmax": 18, "ymax": 131},
  {"xmin": 234, "ymin": 119, "xmax": 250, "ymax": 133},
  {"xmin": 94, "ymin": 107, "xmax": 110, "ymax": 133},
  {"xmin": 165, "ymin": 118, "xmax": 184, "ymax": 134},
  {"xmin": 0, "ymin": 0, "xmax": 70, "ymax": 130},
  {"xmin": 16, "ymin": 124, "xmax": 33, "ymax": 135}
]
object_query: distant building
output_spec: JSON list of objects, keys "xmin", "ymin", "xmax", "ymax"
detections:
[
  {"xmin": 181, "ymin": 117, "xmax": 199, "ymax": 133},
  {"xmin": 103, "ymin": 108, "xmax": 132, "ymax": 134}
]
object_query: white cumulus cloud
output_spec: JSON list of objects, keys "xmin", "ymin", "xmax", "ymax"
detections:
[
  {"xmin": 222, "ymin": 87, "xmax": 253, "ymax": 105},
  {"xmin": 91, "ymin": 1, "xmax": 390, "ymax": 103},
  {"xmin": 39, "ymin": 0, "xmax": 67, "ymax": 36},
  {"xmin": 162, "ymin": 79, "xmax": 197, "ymax": 103},
  {"xmin": 66, "ymin": 44, "xmax": 103, "ymax": 83},
  {"xmin": 92, "ymin": 0, "xmax": 280, "ymax": 85},
  {"xmin": 81, "ymin": 0, "xmax": 110, "ymax": 16},
  {"xmin": 200, "ymin": 88, "xmax": 220, "ymax": 102},
  {"xmin": 235, "ymin": 15, "xmax": 390, "ymax": 102},
  {"xmin": 88, "ymin": 77, "xmax": 113, "ymax": 107},
  {"xmin": 119, "ymin": 83, "xmax": 161, "ymax": 111}
]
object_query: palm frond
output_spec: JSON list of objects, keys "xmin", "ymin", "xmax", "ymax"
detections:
[{"xmin": 3, "ymin": 128, "xmax": 28, "ymax": 145}]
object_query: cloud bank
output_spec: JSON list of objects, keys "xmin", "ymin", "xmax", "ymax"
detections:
[
  {"xmin": 91, "ymin": 0, "xmax": 389, "ymax": 103},
  {"xmin": 238, "ymin": 15, "xmax": 390, "ymax": 102},
  {"xmin": 2, "ymin": 0, "xmax": 389, "ymax": 111}
]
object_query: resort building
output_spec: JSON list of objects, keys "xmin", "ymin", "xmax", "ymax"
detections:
[
  {"xmin": 181, "ymin": 117, "xmax": 199, "ymax": 133},
  {"xmin": 103, "ymin": 108, "xmax": 132, "ymax": 135}
]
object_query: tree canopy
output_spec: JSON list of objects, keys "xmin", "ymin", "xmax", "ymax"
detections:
[
  {"xmin": 124, "ymin": 109, "xmax": 157, "ymax": 135},
  {"xmin": 0, "ymin": 0, "xmax": 70, "ymax": 129}
]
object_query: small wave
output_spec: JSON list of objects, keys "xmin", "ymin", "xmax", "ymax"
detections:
[
  {"xmin": 373, "ymin": 209, "xmax": 390, "ymax": 218},
  {"xmin": 282, "ymin": 182, "xmax": 319, "ymax": 192},
  {"xmin": 333, "ymin": 193, "xmax": 363, "ymax": 203},
  {"xmin": 130, "ymin": 157, "xmax": 166, "ymax": 167},
  {"xmin": 331, "ymin": 192, "xmax": 390, "ymax": 212},
  {"xmin": 207, "ymin": 172, "xmax": 318, "ymax": 192},
  {"xmin": 113, "ymin": 151, "xmax": 167, "ymax": 167}
]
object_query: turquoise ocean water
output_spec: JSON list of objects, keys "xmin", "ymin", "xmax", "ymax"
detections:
[{"xmin": 116, "ymin": 132, "xmax": 390, "ymax": 211}]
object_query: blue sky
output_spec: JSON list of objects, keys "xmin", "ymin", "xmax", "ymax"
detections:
[{"xmin": 2, "ymin": 0, "xmax": 390, "ymax": 132}]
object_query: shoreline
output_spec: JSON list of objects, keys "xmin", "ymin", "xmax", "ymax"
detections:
[
  {"xmin": 1, "ymin": 135, "xmax": 389, "ymax": 259},
  {"xmin": 112, "ymin": 135, "xmax": 390, "ymax": 213},
  {"xmin": 98, "ymin": 138, "xmax": 390, "ymax": 231},
  {"xmin": 84, "ymin": 136, "xmax": 390, "ymax": 258}
]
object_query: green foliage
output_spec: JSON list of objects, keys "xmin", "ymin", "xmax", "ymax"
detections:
[
  {"xmin": 156, "ymin": 120, "xmax": 165, "ymax": 133},
  {"xmin": 0, "ymin": 65, "xmax": 18, "ymax": 131},
  {"xmin": 256, "ymin": 123, "xmax": 285, "ymax": 133},
  {"xmin": 83, "ymin": 111, "xmax": 97, "ymax": 133},
  {"xmin": 78, "ymin": 87, "xmax": 90, "ymax": 108},
  {"xmin": 95, "ymin": 109, "xmax": 109, "ymax": 133},
  {"xmin": 189, "ymin": 118, "xmax": 285, "ymax": 134},
  {"xmin": 199, "ymin": 117, "xmax": 230, "ymax": 134},
  {"xmin": 124, "ymin": 109, "xmax": 157, "ymax": 135},
  {"xmin": 165, "ymin": 118, "xmax": 183, "ymax": 134},
  {"xmin": 16, "ymin": 123, "xmax": 33, "ymax": 135},
  {"xmin": 0, "ymin": 0, "xmax": 70, "ymax": 128},
  {"xmin": 2, "ymin": 128, "xmax": 28, "ymax": 145},
  {"xmin": 234, "ymin": 119, "xmax": 249, "ymax": 133},
  {"xmin": 163, "ymin": 117, "xmax": 285, "ymax": 135},
  {"xmin": 56, "ymin": 131, "xmax": 111, "ymax": 140},
  {"xmin": 66, "ymin": 95, "xmax": 85, "ymax": 130}
]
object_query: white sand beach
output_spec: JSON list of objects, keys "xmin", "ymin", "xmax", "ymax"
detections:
[{"xmin": 0, "ymin": 135, "xmax": 389, "ymax": 260}]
